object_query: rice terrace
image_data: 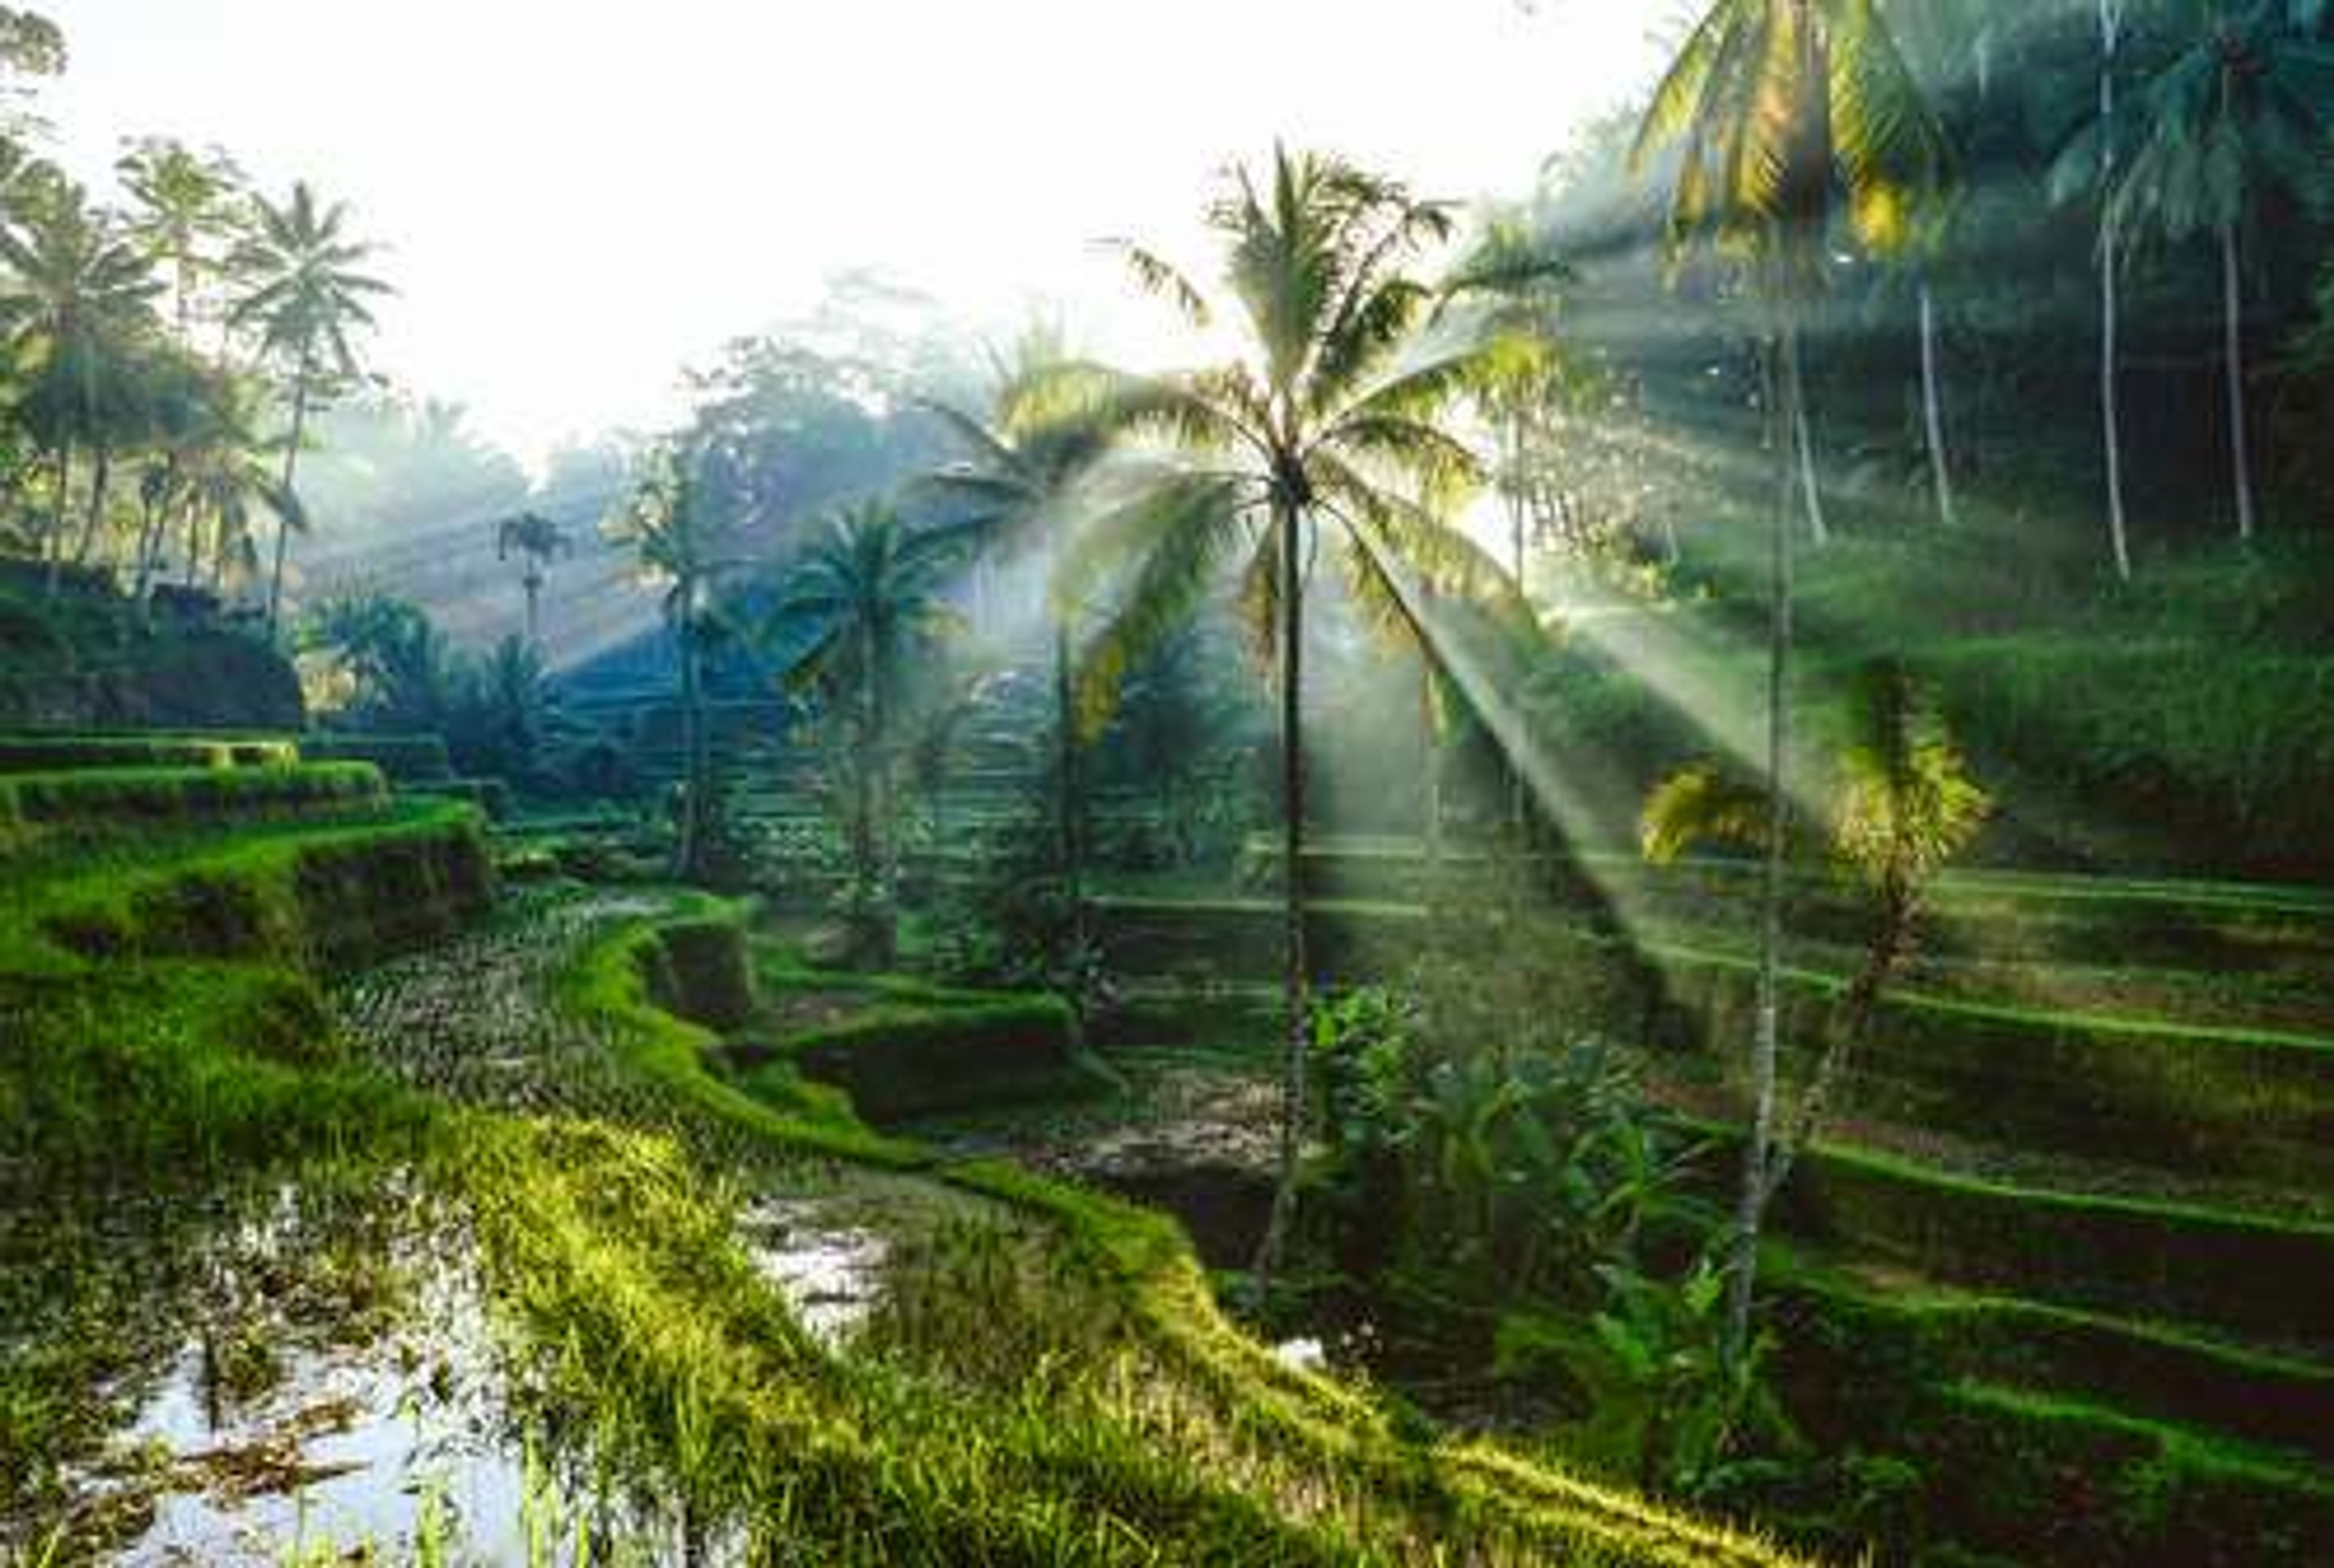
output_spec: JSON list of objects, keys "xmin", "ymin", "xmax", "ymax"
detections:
[{"xmin": 3, "ymin": 1, "xmax": 2334, "ymax": 1563}]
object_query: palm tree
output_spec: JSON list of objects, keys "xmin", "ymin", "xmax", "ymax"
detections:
[
  {"xmin": 2047, "ymin": 1, "xmax": 2140, "ymax": 578},
  {"xmin": 301, "ymin": 590, "xmax": 449, "ymax": 732},
  {"xmin": 1447, "ymin": 214, "xmax": 1574, "ymax": 836},
  {"xmin": 914, "ymin": 333, "xmax": 1121, "ymax": 932},
  {"xmin": 140, "ymin": 366, "xmax": 293, "ymax": 599},
  {"xmin": 765, "ymin": 500, "xmax": 973, "ymax": 959},
  {"xmin": 495, "ymin": 509, "xmax": 572, "ymax": 648},
  {"xmin": 116, "ymin": 137, "xmax": 245, "ymax": 341},
  {"xmin": 2098, "ymin": 1, "xmax": 2324, "ymax": 545},
  {"xmin": 1881, "ymin": 0, "xmax": 1985, "ymax": 528},
  {"xmin": 228, "ymin": 180, "xmax": 390, "ymax": 636},
  {"xmin": 606, "ymin": 441, "xmax": 728, "ymax": 882},
  {"xmin": 125, "ymin": 345, "xmax": 221, "ymax": 599},
  {"xmin": 0, "ymin": 182, "xmax": 164, "ymax": 588},
  {"xmin": 1632, "ymin": 0, "xmax": 1947, "ymax": 1364},
  {"xmin": 187, "ymin": 430, "xmax": 299, "ymax": 599},
  {"xmin": 1064, "ymin": 147, "xmax": 1523, "ymax": 1287},
  {"xmin": 1642, "ymin": 661, "xmax": 1987, "ymax": 1225}
]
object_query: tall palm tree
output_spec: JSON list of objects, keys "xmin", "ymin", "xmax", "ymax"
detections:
[
  {"xmin": 2047, "ymin": 1, "xmax": 2140, "ymax": 578},
  {"xmin": 0, "ymin": 182, "xmax": 163, "ymax": 588},
  {"xmin": 766, "ymin": 500, "xmax": 973, "ymax": 956},
  {"xmin": 606, "ymin": 441, "xmax": 729, "ymax": 882},
  {"xmin": 1881, "ymin": 0, "xmax": 1983, "ymax": 528},
  {"xmin": 125, "ymin": 345, "xmax": 220, "ymax": 599},
  {"xmin": 116, "ymin": 137, "xmax": 245, "ymax": 340},
  {"xmin": 914, "ymin": 334, "xmax": 1121, "ymax": 929},
  {"xmin": 2096, "ymin": 0, "xmax": 2324, "ymax": 545},
  {"xmin": 1064, "ymin": 147, "xmax": 1523, "ymax": 1287},
  {"xmin": 228, "ymin": 180, "xmax": 389, "ymax": 636},
  {"xmin": 495, "ymin": 509, "xmax": 572, "ymax": 648},
  {"xmin": 134, "ymin": 365, "xmax": 287, "ymax": 597},
  {"xmin": 1447, "ymin": 214, "xmax": 1574, "ymax": 836},
  {"xmin": 1632, "ymin": 0, "xmax": 1946, "ymax": 1364}
]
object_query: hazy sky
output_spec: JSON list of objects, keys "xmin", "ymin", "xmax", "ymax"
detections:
[{"xmin": 41, "ymin": 1, "xmax": 1665, "ymax": 466}]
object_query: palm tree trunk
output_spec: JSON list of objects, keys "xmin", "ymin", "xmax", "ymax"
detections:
[
  {"xmin": 133, "ymin": 486, "xmax": 165, "ymax": 608},
  {"xmin": 524, "ymin": 565, "xmax": 543, "ymax": 648},
  {"xmin": 673, "ymin": 609, "xmax": 704, "ymax": 881},
  {"xmin": 1919, "ymin": 278, "xmax": 1958, "ymax": 529},
  {"xmin": 2098, "ymin": 0, "xmax": 2133, "ymax": 581},
  {"xmin": 72, "ymin": 447, "xmax": 113, "ymax": 567},
  {"xmin": 41, "ymin": 441, "xmax": 71, "ymax": 598},
  {"xmin": 1507, "ymin": 441, "xmax": 1529, "ymax": 837},
  {"xmin": 1789, "ymin": 343, "xmax": 1828, "ymax": 546},
  {"xmin": 266, "ymin": 367, "xmax": 312, "ymax": 638},
  {"xmin": 2221, "ymin": 220, "xmax": 2256, "ymax": 546},
  {"xmin": 862, "ymin": 618, "xmax": 895, "ymax": 963},
  {"xmin": 208, "ymin": 502, "xmax": 231, "ymax": 593},
  {"xmin": 183, "ymin": 490, "xmax": 205, "ymax": 588},
  {"xmin": 1054, "ymin": 617, "xmax": 1086, "ymax": 944},
  {"xmin": 2101, "ymin": 218, "xmax": 2131, "ymax": 579},
  {"xmin": 1725, "ymin": 319, "xmax": 1800, "ymax": 1370},
  {"xmin": 1253, "ymin": 498, "xmax": 1309, "ymax": 1291},
  {"xmin": 1420, "ymin": 659, "xmax": 1442, "ymax": 867}
]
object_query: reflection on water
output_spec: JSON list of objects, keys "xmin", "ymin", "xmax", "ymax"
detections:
[
  {"xmin": 13, "ymin": 1173, "xmax": 688, "ymax": 1566},
  {"xmin": 87, "ymin": 1233, "xmax": 528, "ymax": 1566},
  {"xmin": 738, "ymin": 1195, "xmax": 890, "ymax": 1347}
]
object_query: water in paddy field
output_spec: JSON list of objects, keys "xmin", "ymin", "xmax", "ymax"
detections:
[
  {"xmin": 7, "ymin": 1174, "xmax": 692, "ymax": 1566},
  {"xmin": 91, "ymin": 1274, "xmax": 523, "ymax": 1564},
  {"xmin": 739, "ymin": 1195, "xmax": 892, "ymax": 1347}
]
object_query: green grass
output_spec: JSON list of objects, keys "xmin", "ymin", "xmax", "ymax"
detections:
[
  {"xmin": 1101, "ymin": 891, "xmax": 2334, "ymax": 1187},
  {"xmin": 0, "ymin": 761, "xmax": 386, "ymax": 848},
  {"xmin": 0, "ymin": 732, "xmax": 300, "ymax": 772},
  {"xmin": 743, "ymin": 941, "xmax": 1100, "ymax": 1119},
  {"xmin": 300, "ymin": 731, "xmax": 456, "ymax": 783},
  {"xmin": 1912, "ymin": 1380, "xmax": 2334, "ymax": 1567},
  {"xmin": 20, "ymin": 800, "xmax": 494, "ymax": 974},
  {"xmin": 523, "ymin": 904, "xmax": 1806, "ymax": 1567},
  {"xmin": 0, "ymin": 798, "xmax": 489, "ymax": 1172},
  {"xmin": 1766, "ymin": 1250, "xmax": 2334, "ymax": 1465},
  {"xmin": 1637, "ymin": 933, "xmax": 2334, "ymax": 1189},
  {"xmin": 1683, "ymin": 1118, "xmax": 2334, "ymax": 1347},
  {"xmin": 555, "ymin": 903, "xmax": 926, "ymax": 1170}
]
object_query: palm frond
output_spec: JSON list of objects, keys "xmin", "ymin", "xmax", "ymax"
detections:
[
  {"xmin": 1109, "ymin": 239, "xmax": 1212, "ymax": 328},
  {"xmin": 1641, "ymin": 762, "xmax": 1774, "ymax": 865},
  {"xmin": 1061, "ymin": 472, "xmax": 1252, "ymax": 738}
]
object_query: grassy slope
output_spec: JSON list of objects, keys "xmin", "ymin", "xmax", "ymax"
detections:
[
  {"xmin": 1, "ymin": 781, "xmax": 1802, "ymax": 1567},
  {"xmin": 1526, "ymin": 537, "xmax": 2334, "ymax": 880},
  {"xmin": 0, "ymin": 799, "xmax": 489, "ymax": 1168},
  {"xmin": 524, "ymin": 900, "xmax": 1806, "ymax": 1566}
]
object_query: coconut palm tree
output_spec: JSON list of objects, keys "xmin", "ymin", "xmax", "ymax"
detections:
[
  {"xmin": 116, "ymin": 137, "xmax": 245, "ymax": 340},
  {"xmin": 125, "ymin": 345, "xmax": 221, "ymax": 599},
  {"xmin": 2094, "ymin": 0, "xmax": 2325, "ymax": 545},
  {"xmin": 1446, "ymin": 214, "xmax": 1576, "ymax": 837},
  {"xmin": 1064, "ymin": 146, "xmax": 1525, "ymax": 1287},
  {"xmin": 495, "ymin": 509, "xmax": 572, "ymax": 648},
  {"xmin": 228, "ymin": 179, "xmax": 389, "ymax": 636},
  {"xmin": 765, "ymin": 499, "xmax": 974, "ymax": 959},
  {"xmin": 187, "ymin": 425, "xmax": 299, "ymax": 599},
  {"xmin": 0, "ymin": 182, "xmax": 164, "ymax": 588},
  {"xmin": 1631, "ymin": 0, "xmax": 1947, "ymax": 1364},
  {"xmin": 2045, "ymin": 1, "xmax": 2141, "ymax": 577},
  {"xmin": 914, "ymin": 334, "xmax": 1122, "ymax": 927},
  {"xmin": 606, "ymin": 441, "xmax": 732, "ymax": 882},
  {"xmin": 1880, "ymin": 0, "xmax": 1986, "ymax": 528}
]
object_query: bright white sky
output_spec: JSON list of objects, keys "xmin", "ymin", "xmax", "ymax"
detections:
[{"xmin": 41, "ymin": 1, "xmax": 1665, "ymax": 466}]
